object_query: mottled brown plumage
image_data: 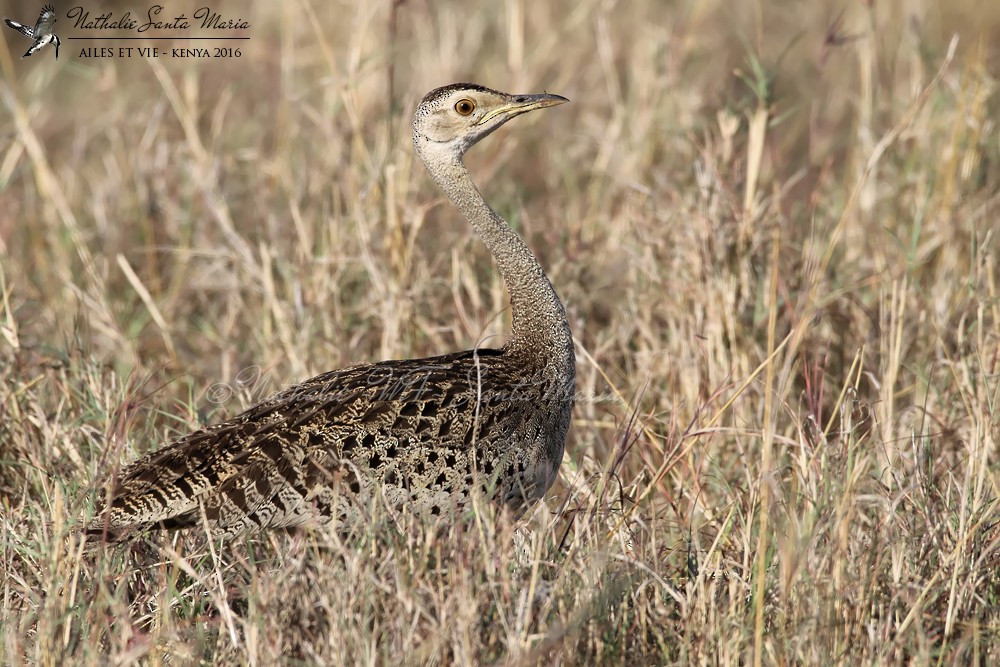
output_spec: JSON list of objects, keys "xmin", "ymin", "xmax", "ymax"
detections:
[{"xmin": 87, "ymin": 84, "xmax": 575, "ymax": 544}]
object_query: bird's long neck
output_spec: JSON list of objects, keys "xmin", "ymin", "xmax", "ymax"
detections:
[{"xmin": 423, "ymin": 155, "xmax": 574, "ymax": 369}]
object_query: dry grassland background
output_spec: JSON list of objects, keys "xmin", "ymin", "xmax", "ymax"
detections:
[{"xmin": 1, "ymin": 0, "xmax": 999, "ymax": 664}]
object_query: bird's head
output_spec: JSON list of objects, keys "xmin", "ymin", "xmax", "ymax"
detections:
[{"xmin": 412, "ymin": 83, "xmax": 568, "ymax": 163}]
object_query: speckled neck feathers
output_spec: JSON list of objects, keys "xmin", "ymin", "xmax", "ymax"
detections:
[{"xmin": 412, "ymin": 86, "xmax": 574, "ymax": 376}]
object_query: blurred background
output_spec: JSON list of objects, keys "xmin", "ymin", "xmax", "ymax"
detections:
[{"xmin": 2, "ymin": 0, "xmax": 995, "ymax": 444}]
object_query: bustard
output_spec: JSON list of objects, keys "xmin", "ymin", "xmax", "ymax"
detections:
[
  {"xmin": 86, "ymin": 84, "xmax": 575, "ymax": 545},
  {"xmin": 3, "ymin": 4, "xmax": 60, "ymax": 60}
]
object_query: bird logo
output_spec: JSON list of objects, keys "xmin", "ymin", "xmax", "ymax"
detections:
[{"xmin": 4, "ymin": 4, "xmax": 61, "ymax": 60}]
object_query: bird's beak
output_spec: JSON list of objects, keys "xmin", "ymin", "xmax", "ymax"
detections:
[{"xmin": 477, "ymin": 93, "xmax": 569, "ymax": 126}]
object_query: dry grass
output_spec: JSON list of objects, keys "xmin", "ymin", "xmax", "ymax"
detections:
[{"xmin": 2, "ymin": 0, "xmax": 999, "ymax": 664}]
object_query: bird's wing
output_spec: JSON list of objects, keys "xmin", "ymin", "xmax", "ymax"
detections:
[
  {"xmin": 86, "ymin": 349, "xmax": 510, "ymax": 541},
  {"xmin": 158, "ymin": 437, "xmax": 360, "ymax": 539},
  {"xmin": 3, "ymin": 18, "xmax": 33, "ymax": 38},
  {"xmin": 34, "ymin": 5, "xmax": 56, "ymax": 32}
]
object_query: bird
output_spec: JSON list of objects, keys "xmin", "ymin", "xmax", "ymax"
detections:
[
  {"xmin": 3, "ymin": 4, "xmax": 60, "ymax": 60},
  {"xmin": 85, "ymin": 83, "xmax": 576, "ymax": 545}
]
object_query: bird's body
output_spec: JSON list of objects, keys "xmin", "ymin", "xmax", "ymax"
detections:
[
  {"xmin": 87, "ymin": 84, "xmax": 574, "ymax": 545},
  {"xmin": 3, "ymin": 4, "xmax": 60, "ymax": 60}
]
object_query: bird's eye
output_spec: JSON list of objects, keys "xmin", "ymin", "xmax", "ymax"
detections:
[{"xmin": 454, "ymin": 99, "xmax": 476, "ymax": 116}]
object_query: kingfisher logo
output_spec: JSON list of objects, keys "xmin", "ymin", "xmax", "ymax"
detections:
[
  {"xmin": 3, "ymin": 4, "xmax": 61, "ymax": 59},
  {"xmin": 2, "ymin": 5, "xmax": 251, "ymax": 62}
]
